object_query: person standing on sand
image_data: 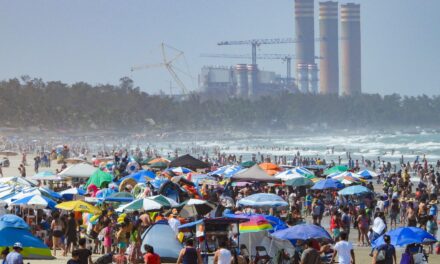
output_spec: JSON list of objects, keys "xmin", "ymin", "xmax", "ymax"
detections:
[{"xmin": 18, "ymin": 164, "xmax": 26, "ymax": 177}]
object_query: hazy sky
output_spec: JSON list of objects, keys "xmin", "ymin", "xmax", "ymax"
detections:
[{"xmin": 1, "ymin": 0, "xmax": 439, "ymax": 96}]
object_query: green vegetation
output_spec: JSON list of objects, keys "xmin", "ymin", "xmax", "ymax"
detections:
[{"xmin": 1, "ymin": 77, "xmax": 440, "ymax": 131}]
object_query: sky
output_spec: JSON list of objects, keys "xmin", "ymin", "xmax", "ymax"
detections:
[{"xmin": 0, "ymin": 0, "xmax": 439, "ymax": 96}]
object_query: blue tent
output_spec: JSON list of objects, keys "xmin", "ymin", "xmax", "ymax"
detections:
[
  {"xmin": 141, "ymin": 221, "xmax": 182, "ymax": 262},
  {"xmin": 0, "ymin": 214, "xmax": 52, "ymax": 259},
  {"xmin": 311, "ymin": 178, "xmax": 344, "ymax": 190}
]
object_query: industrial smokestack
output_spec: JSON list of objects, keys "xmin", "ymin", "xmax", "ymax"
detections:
[
  {"xmin": 319, "ymin": 1, "xmax": 339, "ymax": 95},
  {"xmin": 341, "ymin": 3, "xmax": 361, "ymax": 96},
  {"xmin": 295, "ymin": 0, "xmax": 315, "ymax": 65},
  {"xmin": 234, "ymin": 64, "xmax": 248, "ymax": 98},
  {"xmin": 295, "ymin": 0, "xmax": 315, "ymax": 94}
]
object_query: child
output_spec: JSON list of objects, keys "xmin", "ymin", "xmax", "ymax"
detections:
[{"xmin": 67, "ymin": 250, "xmax": 80, "ymax": 264}]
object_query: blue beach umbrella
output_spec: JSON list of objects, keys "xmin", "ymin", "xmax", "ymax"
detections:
[
  {"xmin": 372, "ymin": 227, "xmax": 437, "ymax": 248},
  {"xmin": 311, "ymin": 178, "xmax": 344, "ymax": 190},
  {"xmin": 272, "ymin": 223, "xmax": 332, "ymax": 242},
  {"xmin": 338, "ymin": 185, "xmax": 372, "ymax": 196},
  {"xmin": 11, "ymin": 194, "xmax": 57, "ymax": 209},
  {"xmin": 59, "ymin": 187, "xmax": 87, "ymax": 200},
  {"xmin": 237, "ymin": 193, "xmax": 288, "ymax": 208},
  {"xmin": 357, "ymin": 170, "xmax": 378, "ymax": 180},
  {"xmin": 118, "ymin": 170, "xmax": 156, "ymax": 184}
]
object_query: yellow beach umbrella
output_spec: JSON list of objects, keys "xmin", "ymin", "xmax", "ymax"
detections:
[{"xmin": 56, "ymin": 200, "xmax": 101, "ymax": 214}]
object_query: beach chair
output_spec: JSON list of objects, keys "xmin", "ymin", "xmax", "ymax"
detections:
[
  {"xmin": 240, "ymin": 244, "xmax": 251, "ymax": 264},
  {"xmin": 254, "ymin": 246, "xmax": 272, "ymax": 264}
]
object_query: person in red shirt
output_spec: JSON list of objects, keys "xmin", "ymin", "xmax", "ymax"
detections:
[{"xmin": 144, "ymin": 244, "xmax": 161, "ymax": 264}]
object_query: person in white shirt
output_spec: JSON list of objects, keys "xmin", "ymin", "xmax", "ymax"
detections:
[
  {"xmin": 213, "ymin": 241, "xmax": 232, "ymax": 264},
  {"xmin": 331, "ymin": 232, "xmax": 355, "ymax": 264},
  {"xmin": 168, "ymin": 213, "xmax": 181, "ymax": 235}
]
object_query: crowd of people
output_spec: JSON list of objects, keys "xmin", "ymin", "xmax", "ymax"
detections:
[{"xmin": 0, "ymin": 141, "xmax": 439, "ymax": 264}]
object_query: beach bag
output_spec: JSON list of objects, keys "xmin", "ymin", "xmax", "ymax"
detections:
[
  {"xmin": 376, "ymin": 248, "xmax": 386, "ymax": 263},
  {"xmin": 400, "ymin": 252, "xmax": 413, "ymax": 264}
]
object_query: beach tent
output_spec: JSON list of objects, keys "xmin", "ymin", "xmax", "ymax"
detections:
[
  {"xmin": 29, "ymin": 171, "xmax": 62, "ymax": 181},
  {"xmin": 58, "ymin": 163, "xmax": 98, "ymax": 179},
  {"xmin": 231, "ymin": 164, "xmax": 280, "ymax": 183},
  {"xmin": 85, "ymin": 170, "xmax": 113, "ymax": 188},
  {"xmin": 323, "ymin": 165, "xmax": 348, "ymax": 175},
  {"xmin": 140, "ymin": 221, "xmax": 183, "ymax": 262},
  {"xmin": 0, "ymin": 214, "xmax": 53, "ymax": 259},
  {"xmin": 169, "ymin": 154, "xmax": 209, "ymax": 170}
]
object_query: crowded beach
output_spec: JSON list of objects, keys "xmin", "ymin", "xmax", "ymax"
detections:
[{"xmin": 0, "ymin": 143, "xmax": 438, "ymax": 264}]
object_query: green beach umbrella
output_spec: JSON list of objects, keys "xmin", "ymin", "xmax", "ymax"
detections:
[
  {"xmin": 240, "ymin": 161, "xmax": 256, "ymax": 168},
  {"xmin": 85, "ymin": 170, "xmax": 113, "ymax": 188},
  {"xmin": 285, "ymin": 175, "xmax": 314, "ymax": 187},
  {"xmin": 324, "ymin": 165, "xmax": 348, "ymax": 175}
]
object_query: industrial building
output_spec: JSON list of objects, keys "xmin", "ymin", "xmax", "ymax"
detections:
[
  {"xmin": 199, "ymin": 65, "xmax": 292, "ymax": 100},
  {"xmin": 199, "ymin": 1, "xmax": 362, "ymax": 99}
]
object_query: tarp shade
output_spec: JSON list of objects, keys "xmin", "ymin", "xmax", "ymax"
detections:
[{"xmin": 231, "ymin": 165, "xmax": 280, "ymax": 183}]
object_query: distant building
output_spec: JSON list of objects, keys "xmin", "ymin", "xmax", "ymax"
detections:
[{"xmin": 199, "ymin": 65, "xmax": 296, "ymax": 100}]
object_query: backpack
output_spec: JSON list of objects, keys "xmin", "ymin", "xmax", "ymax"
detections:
[{"xmin": 376, "ymin": 248, "xmax": 387, "ymax": 263}]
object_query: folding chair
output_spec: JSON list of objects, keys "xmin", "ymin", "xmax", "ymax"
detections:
[
  {"xmin": 240, "ymin": 244, "xmax": 251, "ymax": 264},
  {"xmin": 254, "ymin": 246, "xmax": 273, "ymax": 264}
]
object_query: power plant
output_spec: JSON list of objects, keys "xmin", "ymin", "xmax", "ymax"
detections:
[{"xmin": 199, "ymin": 1, "xmax": 362, "ymax": 99}]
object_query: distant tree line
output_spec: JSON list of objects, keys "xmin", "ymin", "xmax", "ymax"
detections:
[{"xmin": 0, "ymin": 76, "xmax": 440, "ymax": 131}]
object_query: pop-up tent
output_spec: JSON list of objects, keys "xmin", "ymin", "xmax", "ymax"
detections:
[
  {"xmin": 0, "ymin": 214, "xmax": 53, "ymax": 259},
  {"xmin": 169, "ymin": 154, "xmax": 209, "ymax": 170},
  {"xmin": 140, "ymin": 221, "xmax": 183, "ymax": 262},
  {"xmin": 231, "ymin": 164, "xmax": 280, "ymax": 183}
]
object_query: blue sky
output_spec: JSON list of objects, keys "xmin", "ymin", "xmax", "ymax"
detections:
[{"xmin": 0, "ymin": 0, "xmax": 439, "ymax": 95}]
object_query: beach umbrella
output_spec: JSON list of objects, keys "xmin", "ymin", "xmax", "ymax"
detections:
[
  {"xmin": 56, "ymin": 200, "xmax": 101, "ymax": 214},
  {"xmin": 115, "ymin": 198, "xmax": 165, "ymax": 212},
  {"xmin": 338, "ymin": 176, "xmax": 362, "ymax": 185},
  {"xmin": 149, "ymin": 161, "xmax": 169, "ymax": 169},
  {"xmin": 332, "ymin": 171, "xmax": 361, "ymax": 179},
  {"xmin": 148, "ymin": 195, "xmax": 179, "ymax": 208},
  {"xmin": 29, "ymin": 171, "xmax": 62, "ymax": 181},
  {"xmin": 259, "ymin": 163, "xmax": 283, "ymax": 176},
  {"xmin": 169, "ymin": 154, "xmax": 209, "ymax": 170},
  {"xmin": 179, "ymin": 199, "xmax": 216, "ymax": 218},
  {"xmin": 123, "ymin": 170, "xmax": 156, "ymax": 183},
  {"xmin": 210, "ymin": 165, "xmax": 244, "ymax": 178},
  {"xmin": 102, "ymin": 192, "xmax": 134, "ymax": 203},
  {"xmin": 240, "ymin": 161, "xmax": 256, "ymax": 168},
  {"xmin": 276, "ymin": 170, "xmax": 313, "ymax": 181},
  {"xmin": 235, "ymin": 215, "xmax": 273, "ymax": 233},
  {"xmin": 237, "ymin": 193, "xmax": 288, "ymax": 208},
  {"xmin": 357, "ymin": 169, "xmax": 378, "ymax": 180},
  {"xmin": 285, "ymin": 175, "xmax": 314, "ymax": 187},
  {"xmin": 372, "ymin": 227, "xmax": 437, "ymax": 248},
  {"xmin": 311, "ymin": 178, "xmax": 344, "ymax": 190},
  {"xmin": 324, "ymin": 165, "xmax": 348, "ymax": 175},
  {"xmin": 338, "ymin": 185, "xmax": 372, "ymax": 196},
  {"xmin": 272, "ymin": 224, "xmax": 332, "ymax": 242},
  {"xmin": 11, "ymin": 194, "xmax": 57, "ymax": 209},
  {"xmin": 58, "ymin": 187, "xmax": 86, "ymax": 200},
  {"xmin": 147, "ymin": 157, "xmax": 170, "ymax": 165},
  {"xmin": 85, "ymin": 170, "xmax": 113, "ymax": 188},
  {"xmin": 225, "ymin": 213, "xmax": 287, "ymax": 233},
  {"xmin": 166, "ymin": 167, "xmax": 193, "ymax": 174},
  {"xmin": 95, "ymin": 188, "xmax": 117, "ymax": 199}
]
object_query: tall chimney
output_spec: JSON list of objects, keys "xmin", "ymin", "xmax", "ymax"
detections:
[
  {"xmin": 341, "ymin": 3, "xmax": 361, "ymax": 96},
  {"xmin": 319, "ymin": 1, "xmax": 339, "ymax": 95},
  {"xmin": 295, "ymin": 0, "xmax": 315, "ymax": 93}
]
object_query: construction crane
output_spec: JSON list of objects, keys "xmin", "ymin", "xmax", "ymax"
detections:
[
  {"xmin": 131, "ymin": 43, "xmax": 192, "ymax": 95},
  {"xmin": 218, "ymin": 39, "xmax": 296, "ymax": 66},
  {"xmin": 200, "ymin": 53, "xmax": 295, "ymax": 80}
]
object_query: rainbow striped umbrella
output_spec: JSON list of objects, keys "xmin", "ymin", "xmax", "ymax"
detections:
[{"xmin": 238, "ymin": 215, "xmax": 273, "ymax": 233}]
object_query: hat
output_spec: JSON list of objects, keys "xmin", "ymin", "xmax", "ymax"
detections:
[
  {"xmin": 429, "ymin": 200, "xmax": 438, "ymax": 205},
  {"xmin": 13, "ymin": 242, "xmax": 23, "ymax": 249}
]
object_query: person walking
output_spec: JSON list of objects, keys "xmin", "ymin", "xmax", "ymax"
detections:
[
  {"xmin": 372, "ymin": 235, "xmax": 396, "ymax": 264},
  {"xmin": 331, "ymin": 232, "xmax": 355, "ymax": 264},
  {"xmin": 213, "ymin": 241, "xmax": 232, "ymax": 264},
  {"xmin": 300, "ymin": 240, "xmax": 321, "ymax": 264},
  {"xmin": 177, "ymin": 239, "xmax": 202, "ymax": 264},
  {"xmin": 5, "ymin": 243, "xmax": 23, "ymax": 264}
]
